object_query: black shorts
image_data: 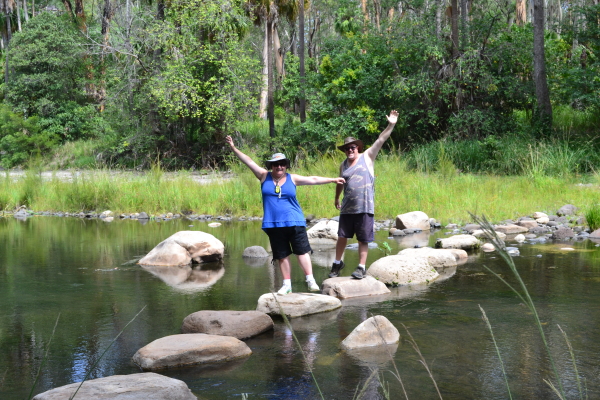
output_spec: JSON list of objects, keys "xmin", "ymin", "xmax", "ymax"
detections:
[
  {"xmin": 338, "ymin": 213, "xmax": 375, "ymax": 243},
  {"xmin": 263, "ymin": 226, "xmax": 312, "ymax": 260}
]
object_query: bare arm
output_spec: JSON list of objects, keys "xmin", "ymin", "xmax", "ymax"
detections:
[
  {"xmin": 364, "ymin": 110, "xmax": 399, "ymax": 162},
  {"xmin": 225, "ymin": 135, "xmax": 267, "ymax": 181},
  {"xmin": 292, "ymin": 174, "xmax": 345, "ymax": 186},
  {"xmin": 334, "ymin": 164, "xmax": 344, "ymax": 210}
]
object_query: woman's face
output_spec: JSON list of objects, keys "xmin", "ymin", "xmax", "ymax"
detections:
[{"xmin": 270, "ymin": 161, "xmax": 287, "ymax": 174}]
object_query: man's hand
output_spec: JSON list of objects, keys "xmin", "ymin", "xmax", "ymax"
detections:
[
  {"xmin": 225, "ymin": 135, "xmax": 236, "ymax": 149},
  {"xmin": 387, "ymin": 110, "xmax": 399, "ymax": 125},
  {"xmin": 335, "ymin": 198, "xmax": 341, "ymax": 210}
]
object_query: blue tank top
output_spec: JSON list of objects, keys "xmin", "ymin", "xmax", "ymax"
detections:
[{"xmin": 261, "ymin": 173, "xmax": 306, "ymax": 229}]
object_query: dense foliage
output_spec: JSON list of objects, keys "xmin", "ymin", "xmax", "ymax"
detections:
[{"xmin": 0, "ymin": 0, "xmax": 598, "ymax": 171}]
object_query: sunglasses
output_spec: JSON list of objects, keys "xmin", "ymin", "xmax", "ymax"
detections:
[
  {"xmin": 271, "ymin": 161, "xmax": 287, "ymax": 167},
  {"xmin": 344, "ymin": 146, "xmax": 358, "ymax": 152}
]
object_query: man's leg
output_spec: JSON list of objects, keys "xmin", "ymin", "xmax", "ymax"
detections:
[
  {"xmin": 329, "ymin": 237, "xmax": 348, "ymax": 278},
  {"xmin": 358, "ymin": 241, "xmax": 369, "ymax": 265}
]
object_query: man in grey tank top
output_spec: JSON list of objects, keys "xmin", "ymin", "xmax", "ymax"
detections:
[{"xmin": 330, "ymin": 110, "xmax": 399, "ymax": 279}]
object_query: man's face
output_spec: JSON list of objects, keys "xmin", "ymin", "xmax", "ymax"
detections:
[{"xmin": 344, "ymin": 145, "xmax": 359, "ymax": 160}]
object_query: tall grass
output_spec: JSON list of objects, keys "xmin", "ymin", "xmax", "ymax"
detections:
[{"xmin": 3, "ymin": 157, "xmax": 600, "ymax": 225}]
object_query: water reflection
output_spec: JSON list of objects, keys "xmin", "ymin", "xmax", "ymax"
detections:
[
  {"xmin": 2, "ymin": 217, "xmax": 600, "ymax": 400},
  {"xmin": 392, "ymin": 231, "xmax": 430, "ymax": 249},
  {"xmin": 141, "ymin": 262, "xmax": 225, "ymax": 293}
]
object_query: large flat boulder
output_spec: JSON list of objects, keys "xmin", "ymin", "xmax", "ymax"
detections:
[
  {"xmin": 181, "ymin": 310, "xmax": 273, "ymax": 340},
  {"xmin": 132, "ymin": 334, "xmax": 251, "ymax": 371},
  {"xmin": 395, "ymin": 211, "xmax": 430, "ymax": 231},
  {"xmin": 306, "ymin": 220, "xmax": 339, "ymax": 247},
  {"xmin": 367, "ymin": 255, "xmax": 439, "ymax": 285},
  {"xmin": 256, "ymin": 293, "xmax": 341, "ymax": 318},
  {"xmin": 494, "ymin": 224, "xmax": 529, "ymax": 235},
  {"xmin": 435, "ymin": 234, "xmax": 481, "ymax": 250},
  {"xmin": 321, "ymin": 276, "xmax": 390, "ymax": 299},
  {"xmin": 32, "ymin": 373, "xmax": 197, "ymax": 400},
  {"xmin": 471, "ymin": 229, "xmax": 507, "ymax": 240},
  {"xmin": 139, "ymin": 231, "xmax": 224, "ymax": 266},
  {"xmin": 340, "ymin": 315, "xmax": 400, "ymax": 350},
  {"xmin": 397, "ymin": 247, "xmax": 467, "ymax": 268}
]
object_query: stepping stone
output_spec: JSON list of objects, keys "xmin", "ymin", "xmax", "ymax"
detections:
[
  {"xmin": 32, "ymin": 372, "xmax": 196, "ymax": 400},
  {"xmin": 435, "ymin": 234, "xmax": 481, "ymax": 250},
  {"xmin": 367, "ymin": 255, "xmax": 439, "ymax": 286},
  {"xmin": 132, "ymin": 334, "xmax": 252, "ymax": 371},
  {"xmin": 321, "ymin": 276, "xmax": 390, "ymax": 299},
  {"xmin": 256, "ymin": 293, "xmax": 341, "ymax": 318},
  {"xmin": 181, "ymin": 310, "xmax": 273, "ymax": 340}
]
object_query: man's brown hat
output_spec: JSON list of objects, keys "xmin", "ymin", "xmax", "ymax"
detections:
[{"xmin": 337, "ymin": 137, "xmax": 364, "ymax": 152}]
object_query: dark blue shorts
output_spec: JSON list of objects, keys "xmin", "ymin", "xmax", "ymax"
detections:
[
  {"xmin": 263, "ymin": 226, "xmax": 312, "ymax": 260},
  {"xmin": 338, "ymin": 213, "xmax": 375, "ymax": 243}
]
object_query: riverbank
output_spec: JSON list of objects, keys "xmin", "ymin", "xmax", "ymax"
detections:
[{"xmin": 2, "ymin": 162, "xmax": 599, "ymax": 225}]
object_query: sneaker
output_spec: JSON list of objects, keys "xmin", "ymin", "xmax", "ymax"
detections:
[
  {"xmin": 329, "ymin": 260, "xmax": 345, "ymax": 278},
  {"xmin": 307, "ymin": 279, "xmax": 320, "ymax": 292},
  {"xmin": 277, "ymin": 284, "xmax": 292, "ymax": 295},
  {"xmin": 351, "ymin": 266, "xmax": 366, "ymax": 279}
]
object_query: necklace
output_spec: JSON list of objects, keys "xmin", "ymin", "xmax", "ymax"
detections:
[{"xmin": 273, "ymin": 174, "xmax": 284, "ymax": 198}]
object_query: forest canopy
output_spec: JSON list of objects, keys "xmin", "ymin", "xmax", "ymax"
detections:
[{"xmin": 0, "ymin": 0, "xmax": 598, "ymax": 171}]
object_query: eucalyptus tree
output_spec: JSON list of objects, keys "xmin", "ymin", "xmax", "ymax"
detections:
[{"xmin": 246, "ymin": 0, "xmax": 302, "ymax": 137}]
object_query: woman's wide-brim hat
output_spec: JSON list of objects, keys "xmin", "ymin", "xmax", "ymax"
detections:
[
  {"xmin": 265, "ymin": 153, "xmax": 291, "ymax": 168},
  {"xmin": 337, "ymin": 137, "xmax": 364, "ymax": 152}
]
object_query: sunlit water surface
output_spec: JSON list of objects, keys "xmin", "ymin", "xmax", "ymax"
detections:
[{"xmin": 1, "ymin": 217, "xmax": 600, "ymax": 399}]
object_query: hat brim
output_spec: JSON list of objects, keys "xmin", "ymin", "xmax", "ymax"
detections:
[{"xmin": 337, "ymin": 140, "xmax": 364, "ymax": 152}]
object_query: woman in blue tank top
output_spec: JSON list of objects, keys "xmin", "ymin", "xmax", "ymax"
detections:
[{"xmin": 226, "ymin": 135, "xmax": 345, "ymax": 295}]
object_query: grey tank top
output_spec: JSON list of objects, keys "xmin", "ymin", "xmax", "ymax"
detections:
[{"xmin": 340, "ymin": 154, "xmax": 375, "ymax": 214}]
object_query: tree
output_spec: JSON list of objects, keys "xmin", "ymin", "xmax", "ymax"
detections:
[{"xmin": 533, "ymin": 0, "xmax": 552, "ymax": 131}]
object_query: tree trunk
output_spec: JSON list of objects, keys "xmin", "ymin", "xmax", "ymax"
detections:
[
  {"xmin": 299, "ymin": 0, "xmax": 306, "ymax": 122},
  {"xmin": 16, "ymin": 0, "xmax": 21, "ymax": 31},
  {"xmin": 460, "ymin": 0, "xmax": 467, "ymax": 49},
  {"xmin": 99, "ymin": 0, "xmax": 113, "ymax": 112},
  {"xmin": 267, "ymin": 19, "xmax": 275, "ymax": 138},
  {"xmin": 533, "ymin": 0, "xmax": 552, "ymax": 130},
  {"xmin": 516, "ymin": 0, "xmax": 526, "ymax": 25},
  {"xmin": 361, "ymin": 0, "xmax": 369, "ymax": 33},
  {"xmin": 259, "ymin": 23, "xmax": 268, "ymax": 119},
  {"xmin": 372, "ymin": 0, "xmax": 381, "ymax": 32},
  {"xmin": 436, "ymin": 0, "xmax": 442, "ymax": 39},
  {"xmin": 62, "ymin": 0, "xmax": 73, "ymax": 16},
  {"xmin": 273, "ymin": 23, "xmax": 285, "ymax": 78},
  {"xmin": 23, "ymin": 0, "xmax": 28, "ymax": 21},
  {"xmin": 450, "ymin": 0, "xmax": 459, "ymax": 57}
]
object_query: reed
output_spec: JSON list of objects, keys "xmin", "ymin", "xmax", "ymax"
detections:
[{"xmin": 584, "ymin": 203, "xmax": 600, "ymax": 231}]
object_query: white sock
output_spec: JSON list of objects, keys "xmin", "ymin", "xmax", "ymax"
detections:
[
  {"xmin": 283, "ymin": 279, "xmax": 291, "ymax": 287},
  {"xmin": 358, "ymin": 264, "xmax": 366, "ymax": 270},
  {"xmin": 334, "ymin": 260, "xmax": 341, "ymax": 264},
  {"xmin": 305, "ymin": 274, "xmax": 315, "ymax": 282}
]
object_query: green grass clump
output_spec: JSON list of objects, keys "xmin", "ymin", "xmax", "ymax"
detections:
[{"xmin": 585, "ymin": 204, "xmax": 600, "ymax": 231}]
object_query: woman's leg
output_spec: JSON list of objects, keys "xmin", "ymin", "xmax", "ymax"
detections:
[
  {"xmin": 278, "ymin": 256, "xmax": 292, "ymax": 279},
  {"xmin": 296, "ymin": 253, "xmax": 313, "ymax": 276}
]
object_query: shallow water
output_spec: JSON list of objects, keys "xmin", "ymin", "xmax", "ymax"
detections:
[{"xmin": 1, "ymin": 217, "xmax": 599, "ymax": 399}]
